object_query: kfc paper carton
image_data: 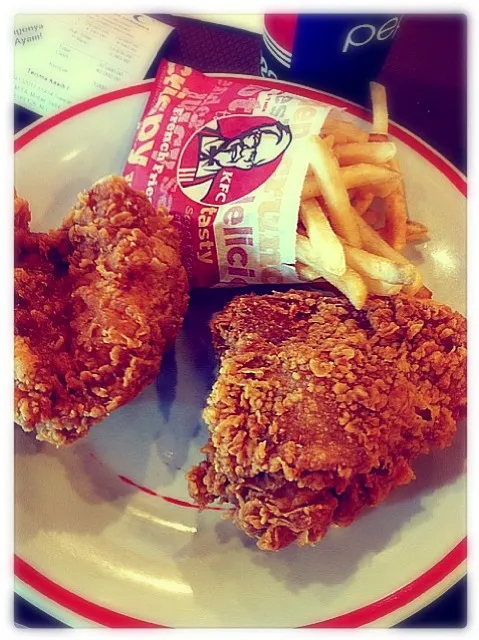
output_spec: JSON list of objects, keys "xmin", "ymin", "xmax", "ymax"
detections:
[{"xmin": 124, "ymin": 61, "xmax": 331, "ymax": 287}]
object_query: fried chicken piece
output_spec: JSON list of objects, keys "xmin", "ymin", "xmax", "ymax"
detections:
[
  {"xmin": 187, "ymin": 290, "xmax": 466, "ymax": 551},
  {"xmin": 14, "ymin": 176, "xmax": 189, "ymax": 446}
]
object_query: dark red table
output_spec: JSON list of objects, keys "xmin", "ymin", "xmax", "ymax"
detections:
[{"xmin": 14, "ymin": 13, "xmax": 467, "ymax": 629}]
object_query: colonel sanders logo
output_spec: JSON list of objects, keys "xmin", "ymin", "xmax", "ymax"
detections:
[{"xmin": 177, "ymin": 115, "xmax": 292, "ymax": 205}]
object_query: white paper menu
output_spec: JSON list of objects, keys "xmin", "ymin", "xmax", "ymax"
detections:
[{"xmin": 14, "ymin": 14, "xmax": 173, "ymax": 116}]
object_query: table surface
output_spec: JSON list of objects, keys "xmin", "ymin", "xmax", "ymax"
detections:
[{"xmin": 14, "ymin": 13, "xmax": 467, "ymax": 629}]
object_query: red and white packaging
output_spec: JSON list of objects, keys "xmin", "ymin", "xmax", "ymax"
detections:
[{"xmin": 123, "ymin": 60, "xmax": 331, "ymax": 288}]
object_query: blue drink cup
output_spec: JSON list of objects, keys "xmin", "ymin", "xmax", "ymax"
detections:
[{"xmin": 261, "ymin": 14, "xmax": 402, "ymax": 103}]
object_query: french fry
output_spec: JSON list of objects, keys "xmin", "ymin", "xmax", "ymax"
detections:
[
  {"xmin": 295, "ymin": 262, "xmax": 324, "ymax": 282},
  {"xmin": 376, "ymin": 157, "xmax": 407, "ymax": 250},
  {"xmin": 369, "ymin": 81, "xmax": 408, "ymax": 250},
  {"xmin": 299, "ymin": 199, "xmax": 346, "ymax": 276},
  {"xmin": 296, "ymin": 233, "xmax": 331, "ymax": 275},
  {"xmin": 369, "ymin": 79, "xmax": 408, "ymax": 252},
  {"xmin": 334, "ymin": 141, "xmax": 397, "ymax": 166},
  {"xmin": 321, "ymin": 115, "xmax": 369, "ymax": 144},
  {"xmin": 382, "ymin": 187, "xmax": 408, "ymax": 251},
  {"xmin": 415, "ymin": 285, "xmax": 433, "ymax": 299},
  {"xmin": 323, "ymin": 267, "xmax": 368, "ymax": 310},
  {"xmin": 298, "ymin": 261, "xmax": 402, "ymax": 299},
  {"xmin": 355, "ymin": 211, "xmax": 409, "ymax": 262},
  {"xmin": 340, "ymin": 164, "xmax": 400, "ymax": 190},
  {"xmin": 296, "ymin": 236, "xmax": 368, "ymax": 309},
  {"xmin": 370, "ymin": 81, "xmax": 389, "ymax": 135},
  {"xmin": 361, "ymin": 276, "xmax": 402, "ymax": 297},
  {"xmin": 353, "ymin": 211, "xmax": 423, "ymax": 295},
  {"xmin": 302, "ymin": 174, "xmax": 321, "ymax": 200},
  {"xmin": 341, "ymin": 242, "xmax": 416, "ymax": 285},
  {"xmin": 301, "ymin": 167, "xmax": 384, "ymax": 213},
  {"xmin": 406, "ymin": 220, "xmax": 429, "ymax": 242},
  {"xmin": 351, "ymin": 189, "xmax": 375, "ymax": 216},
  {"xmin": 403, "ymin": 270, "xmax": 424, "ymax": 296},
  {"xmin": 308, "ymin": 137, "xmax": 361, "ymax": 247},
  {"xmin": 322, "ymin": 134, "xmax": 336, "ymax": 149}
]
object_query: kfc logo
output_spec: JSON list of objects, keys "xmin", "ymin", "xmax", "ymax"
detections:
[{"xmin": 177, "ymin": 115, "xmax": 292, "ymax": 205}]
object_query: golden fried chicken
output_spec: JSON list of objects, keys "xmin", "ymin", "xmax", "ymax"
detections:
[
  {"xmin": 14, "ymin": 176, "xmax": 189, "ymax": 446},
  {"xmin": 187, "ymin": 290, "xmax": 466, "ymax": 551}
]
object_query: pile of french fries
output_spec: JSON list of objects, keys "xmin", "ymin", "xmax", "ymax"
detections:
[{"xmin": 295, "ymin": 82, "xmax": 431, "ymax": 309}]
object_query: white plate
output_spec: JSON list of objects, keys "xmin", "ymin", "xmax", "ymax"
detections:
[{"xmin": 14, "ymin": 76, "xmax": 467, "ymax": 628}]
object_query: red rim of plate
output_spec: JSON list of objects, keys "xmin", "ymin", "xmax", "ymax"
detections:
[{"xmin": 14, "ymin": 76, "xmax": 467, "ymax": 628}]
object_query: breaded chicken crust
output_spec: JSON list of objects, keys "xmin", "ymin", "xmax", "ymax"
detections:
[
  {"xmin": 15, "ymin": 177, "xmax": 189, "ymax": 446},
  {"xmin": 187, "ymin": 290, "xmax": 466, "ymax": 550}
]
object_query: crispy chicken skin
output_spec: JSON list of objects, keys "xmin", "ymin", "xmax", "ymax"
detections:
[
  {"xmin": 187, "ymin": 290, "xmax": 466, "ymax": 551},
  {"xmin": 14, "ymin": 177, "xmax": 189, "ymax": 446}
]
